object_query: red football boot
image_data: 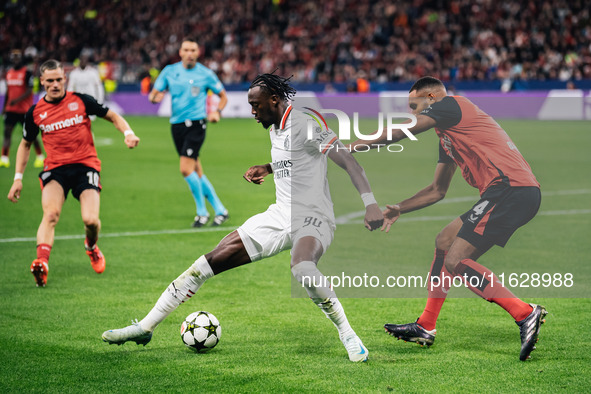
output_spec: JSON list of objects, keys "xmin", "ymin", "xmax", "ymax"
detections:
[
  {"xmin": 86, "ymin": 245, "xmax": 106, "ymax": 274},
  {"xmin": 31, "ymin": 259, "xmax": 49, "ymax": 287}
]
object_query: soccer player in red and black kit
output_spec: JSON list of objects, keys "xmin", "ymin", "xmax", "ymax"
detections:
[
  {"xmin": 1, "ymin": 49, "xmax": 44, "ymax": 168},
  {"xmin": 7, "ymin": 59, "xmax": 140, "ymax": 287},
  {"xmin": 350, "ymin": 76, "xmax": 546, "ymax": 361}
]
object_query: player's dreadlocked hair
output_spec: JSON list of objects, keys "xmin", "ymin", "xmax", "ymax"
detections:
[{"xmin": 249, "ymin": 73, "xmax": 297, "ymax": 101}]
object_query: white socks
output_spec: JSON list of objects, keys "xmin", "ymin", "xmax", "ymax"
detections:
[
  {"xmin": 139, "ymin": 258, "xmax": 355, "ymax": 340},
  {"xmin": 139, "ymin": 255, "xmax": 214, "ymax": 332},
  {"xmin": 291, "ymin": 261, "xmax": 354, "ymax": 339}
]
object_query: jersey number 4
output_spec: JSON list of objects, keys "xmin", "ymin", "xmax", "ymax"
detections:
[{"xmin": 469, "ymin": 200, "xmax": 489, "ymax": 222}]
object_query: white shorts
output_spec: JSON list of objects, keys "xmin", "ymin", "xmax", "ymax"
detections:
[{"xmin": 237, "ymin": 203, "xmax": 335, "ymax": 262}]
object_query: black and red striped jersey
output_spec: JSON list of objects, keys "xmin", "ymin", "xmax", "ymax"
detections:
[
  {"xmin": 24, "ymin": 92, "xmax": 109, "ymax": 171},
  {"xmin": 423, "ymin": 96, "xmax": 539, "ymax": 194},
  {"xmin": 5, "ymin": 67, "xmax": 33, "ymax": 114}
]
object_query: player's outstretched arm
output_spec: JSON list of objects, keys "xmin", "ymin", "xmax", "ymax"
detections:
[
  {"xmin": 381, "ymin": 162, "xmax": 456, "ymax": 232},
  {"xmin": 148, "ymin": 89, "xmax": 165, "ymax": 104},
  {"xmin": 207, "ymin": 90, "xmax": 228, "ymax": 123},
  {"xmin": 7, "ymin": 139, "xmax": 33, "ymax": 203},
  {"xmin": 243, "ymin": 164, "xmax": 272, "ymax": 185},
  {"xmin": 102, "ymin": 110, "xmax": 140, "ymax": 149},
  {"xmin": 348, "ymin": 114, "xmax": 437, "ymax": 152},
  {"xmin": 328, "ymin": 140, "xmax": 384, "ymax": 231},
  {"xmin": 8, "ymin": 86, "xmax": 33, "ymax": 106},
  {"xmin": 381, "ymin": 204, "xmax": 401, "ymax": 233},
  {"xmin": 1, "ymin": 90, "xmax": 7, "ymax": 114}
]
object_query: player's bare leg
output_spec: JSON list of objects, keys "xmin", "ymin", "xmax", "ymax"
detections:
[
  {"xmin": 436, "ymin": 217, "xmax": 464, "ymax": 251},
  {"xmin": 31, "ymin": 181, "xmax": 65, "ymax": 287},
  {"xmin": 445, "ymin": 237, "xmax": 546, "ymax": 360},
  {"xmin": 180, "ymin": 156, "xmax": 197, "ymax": 178},
  {"xmin": 80, "ymin": 189, "xmax": 104, "ymax": 273},
  {"xmin": 37, "ymin": 181, "xmax": 65, "ymax": 245},
  {"xmin": 385, "ymin": 217, "xmax": 464, "ymax": 345},
  {"xmin": 443, "ymin": 236, "xmax": 485, "ymax": 274},
  {"xmin": 181, "ymin": 156, "xmax": 209, "ymax": 226},
  {"xmin": 32, "ymin": 138, "xmax": 45, "ymax": 168},
  {"xmin": 102, "ymin": 230, "xmax": 251, "ymax": 345},
  {"xmin": 1, "ymin": 123, "xmax": 14, "ymax": 167},
  {"xmin": 195, "ymin": 158, "xmax": 228, "ymax": 226},
  {"xmin": 205, "ymin": 231, "xmax": 252, "ymax": 274},
  {"xmin": 1, "ymin": 124, "xmax": 43, "ymax": 167},
  {"xmin": 291, "ymin": 236, "xmax": 368, "ymax": 362},
  {"xmin": 194, "ymin": 158, "xmax": 204, "ymax": 177}
]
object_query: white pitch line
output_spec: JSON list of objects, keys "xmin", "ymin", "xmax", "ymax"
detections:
[
  {"xmin": 336, "ymin": 208, "xmax": 591, "ymax": 225},
  {"xmin": 1, "ymin": 209, "xmax": 589, "ymax": 243},
  {"xmin": 536, "ymin": 209, "xmax": 591, "ymax": 216},
  {"xmin": 335, "ymin": 189, "xmax": 591, "ymax": 224},
  {"xmin": 0, "ymin": 226, "xmax": 238, "ymax": 244},
  {"xmin": 94, "ymin": 137, "xmax": 114, "ymax": 147},
  {"xmin": 1, "ymin": 189, "xmax": 590, "ymax": 244},
  {"xmin": 541, "ymin": 189, "xmax": 591, "ymax": 196}
]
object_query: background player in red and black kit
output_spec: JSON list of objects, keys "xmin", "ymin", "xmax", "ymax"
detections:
[
  {"xmin": 7, "ymin": 59, "xmax": 140, "ymax": 287},
  {"xmin": 350, "ymin": 76, "xmax": 546, "ymax": 361},
  {"xmin": 1, "ymin": 49, "xmax": 44, "ymax": 168}
]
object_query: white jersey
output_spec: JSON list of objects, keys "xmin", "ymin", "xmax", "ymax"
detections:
[
  {"xmin": 67, "ymin": 66, "xmax": 104, "ymax": 104},
  {"xmin": 269, "ymin": 106, "xmax": 339, "ymax": 225}
]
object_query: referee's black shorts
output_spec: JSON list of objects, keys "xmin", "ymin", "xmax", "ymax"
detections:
[
  {"xmin": 457, "ymin": 183, "xmax": 541, "ymax": 251},
  {"xmin": 171, "ymin": 119, "xmax": 207, "ymax": 159}
]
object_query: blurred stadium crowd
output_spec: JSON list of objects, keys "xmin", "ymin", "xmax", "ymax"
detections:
[{"xmin": 1, "ymin": 0, "xmax": 590, "ymax": 86}]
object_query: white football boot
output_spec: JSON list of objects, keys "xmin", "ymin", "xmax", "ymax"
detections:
[
  {"xmin": 102, "ymin": 320, "xmax": 152, "ymax": 346},
  {"xmin": 342, "ymin": 334, "xmax": 369, "ymax": 362}
]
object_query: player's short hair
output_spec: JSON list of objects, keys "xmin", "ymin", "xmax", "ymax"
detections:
[
  {"xmin": 181, "ymin": 37, "xmax": 198, "ymax": 45},
  {"xmin": 249, "ymin": 73, "xmax": 297, "ymax": 101},
  {"xmin": 409, "ymin": 76, "xmax": 445, "ymax": 93},
  {"xmin": 40, "ymin": 59, "xmax": 63, "ymax": 75}
]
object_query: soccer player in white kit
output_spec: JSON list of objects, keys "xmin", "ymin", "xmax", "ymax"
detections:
[
  {"xmin": 67, "ymin": 56, "xmax": 104, "ymax": 104},
  {"xmin": 102, "ymin": 73, "xmax": 384, "ymax": 362}
]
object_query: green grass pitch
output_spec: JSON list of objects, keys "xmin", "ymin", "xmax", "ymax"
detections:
[{"xmin": 0, "ymin": 115, "xmax": 590, "ymax": 392}]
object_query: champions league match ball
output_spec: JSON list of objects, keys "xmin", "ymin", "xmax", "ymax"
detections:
[{"xmin": 180, "ymin": 311, "xmax": 222, "ymax": 352}]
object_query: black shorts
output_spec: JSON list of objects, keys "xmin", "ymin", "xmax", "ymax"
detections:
[
  {"xmin": 3, "ymin": 112, "xmax": 25, "ymax": 127},
  {"xmin": 39, "ymin": 164, "xmax": 101, "ymax": 200},
  {"xmin": 171, "ymin": 119, "xmax": 207, "ymax": 159},
  {"xmin": 457, "ymin": 184, "xmax": 541, "ymax": 251}
]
